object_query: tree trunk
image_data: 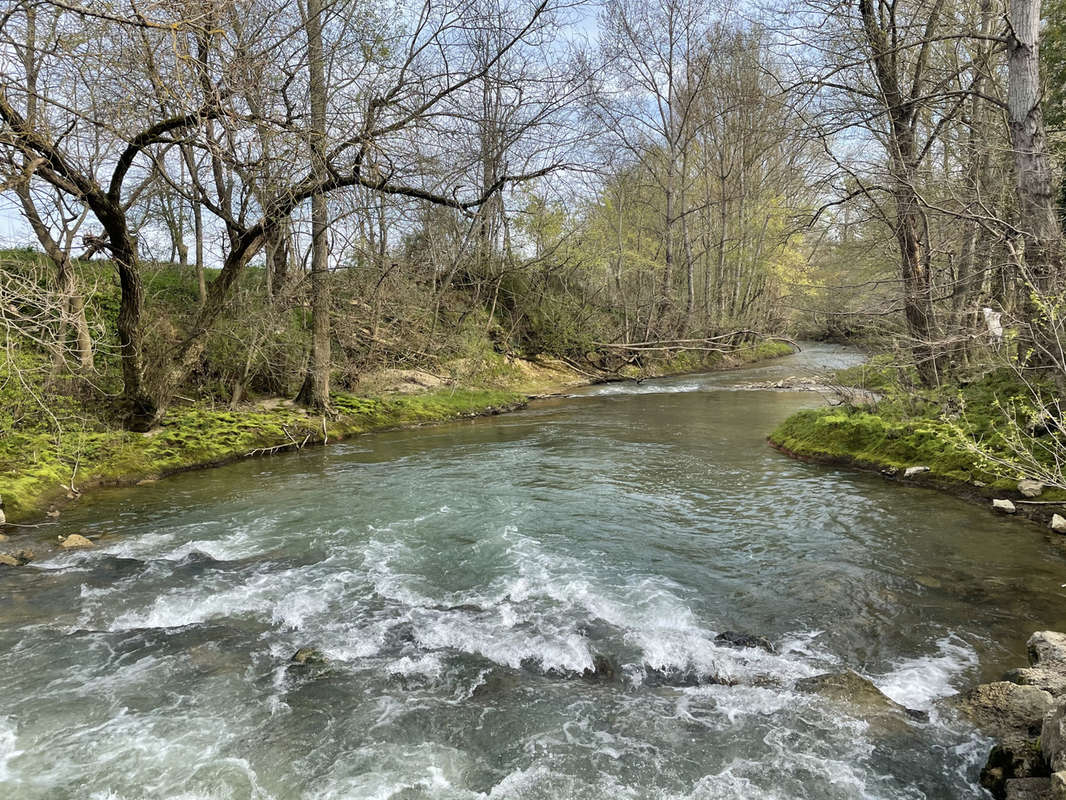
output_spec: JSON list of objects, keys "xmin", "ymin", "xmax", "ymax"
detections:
[
  {"xmin": 296, "ymin": 0, "xmax": 331, "ymax": 409},
  {"xmin": 1008, "ymin": 0, "xmax": 1064, "ymax": 362}
]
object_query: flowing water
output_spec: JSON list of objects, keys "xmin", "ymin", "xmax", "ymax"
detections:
[{"xmin": 4, "ymin": 343, "xmax": 1066, "ymax": 800}]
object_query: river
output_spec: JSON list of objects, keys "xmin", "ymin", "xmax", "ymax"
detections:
[{"xmin": 3, "ymin": 343, "xmax": 1066, "ymax": 799}]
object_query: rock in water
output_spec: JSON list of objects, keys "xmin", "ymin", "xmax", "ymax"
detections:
[
  {"xmin": 583, "ymin": 654, "xmax": 617, "ymax": 682},
  {"xmin": 60, "ymin": 534, "xmax": 93, "ymax": 549},
  {"xmin": 0, "ymin": 554, "xmax": 18, "ymax": 567},
  {"xmin": 1051, "ymin": 515, "xmax": 1066, "ymax": 535},
  {"xmin": 795, "ymin": 670, "xmax": 924, "ymax": 733},
  {"xmin": 904, "ymin": 465, "xmax": 931, "ymax": 478},
  {"xmin": 715, "ymin": 631, "xmax": 775, "ymax": 653},
  {"xmin": 1018, "ymin": 480, "xmax": 1045, "ymax": 498},
  {"xmin": 290, "ymin": 647, "xmax": 327, "ymax": 666},
  {"xmin": 993, "ymin": 499, "xmax": 1017, "ymax": 514}
]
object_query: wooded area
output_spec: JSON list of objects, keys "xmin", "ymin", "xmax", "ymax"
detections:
[{"xmin": 1, "ymin": 0, "xmax": 1064, "ymax": 431}]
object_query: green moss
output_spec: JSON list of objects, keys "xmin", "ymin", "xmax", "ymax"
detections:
[
  {"xmin": 770, "ymin": 366, "xmax": 1065, "ymax": 489},
  {"xmin": 0, "ymin": 386, "xmax": 523, "ymax": 521}
]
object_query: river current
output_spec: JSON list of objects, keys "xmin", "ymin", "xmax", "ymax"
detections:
[{"xmin": 3, "ymin": 343, "xmax": 1066, "ymax": 799}]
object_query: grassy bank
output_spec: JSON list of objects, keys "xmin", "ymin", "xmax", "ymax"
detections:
[{"xmin": 768, "ymin": 361, "xmax": 1066, "ymax": 524}]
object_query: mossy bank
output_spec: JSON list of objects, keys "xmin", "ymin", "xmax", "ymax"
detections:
[{"xmin": 768, "ymin": 360, "xmax": 1066, "ymax": 527}]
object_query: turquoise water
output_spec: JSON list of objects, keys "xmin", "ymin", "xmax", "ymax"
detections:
[{"xmin": 2, "ymin": 343, "xmax": 1065, "ymax": 799}]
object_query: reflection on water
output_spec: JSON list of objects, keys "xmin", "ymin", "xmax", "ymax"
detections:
[{"xmin": 1, "ymin": 343, "xmax": 1064, "ymax": 799}]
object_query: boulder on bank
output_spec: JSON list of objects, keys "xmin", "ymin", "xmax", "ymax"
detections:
[
  {"xmin": 60, "ymin": 534, "xmax": 93, "ymax": 549},
  {"xmin": 714, "ymin": 630, "xmax": 775, "ymax": 653},
  {"xmin": 955, "ymin": 681, "xmax": 1054, "ymax": 797},
  {"xmin": 1043, "ymin": 701, "xmax": 1066, "ymax": 773},
  {"xmin": 1004, "ymin": 777, "xmax": 1053, "ymax": 800},
  {"xmin": 1050, "ymin": 771, "xmax": 1066, "ymax": 800},
  {"xmin": 955, "ymin": 682, "xmax": 1053, "ymax": 740},
  {"xmin": 1029, "ymin": 632, "xmax": 1066, "ymax": 669},
  {"xmin": 904, "ymin": 465, "xmax": 931, "ymax": 478},
  {"xmin": 994, "ymin": 499, "xmax": 1017, "ymax": 514},
  {"xmin": 1004, "ymin": 667, "xmax": 1066, "ymax": 697},
  {"xmin": 1019, "ymin": 480, "xmax": 1046, "ymax": 499}
]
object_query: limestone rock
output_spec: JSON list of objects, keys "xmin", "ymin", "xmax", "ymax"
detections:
[
  {"xmin": 1019, "ymin": 480, "xmax": 1046, "ymax": 499},
  {"xmin": 1005, "ymin": 667, "xmax": 1066, "ymax": 697},
  {"xmin": 982, "ymin": 742, "xmax": 1048, "ymax": 799},
  {"xmin": 1005, "ymin": 777, "xmax": 1052, "ymax": 800},
  {"xmin": 715, "ymin": 630, "xmax": 775, "ymax": 653},
  {"xmin": 1043, "ymin": 701, "xmax": 1066, "ymax": 773},
  {"xmin": 904, "ymin": 466, "xmax": 931, "ymax": 478},
  {"xmin": 1029, "ymin": 632, "xmax": 1066, "ymax": 669},
  {"xmin": 994, "ymin": 499, "xmax": 1017, "ymax": 514},
  {"xmin": 0, "ymin": 550, "xmax": 33, "ymax": 567},
  {"xmin": 1051, "ymin": 515, "xmax": 1066, "ymax": 535},
  {"xmin": 956, "ymin": 682, "xmax": 1054, "ymax": 740},
  {"xmin": 0, "ymin": 508, "xmax": 5, "ymax": 526},
  {"xmin": 958, "ymin": 681, "xmax": 1053, "ymax": 794},
  {"xmin": 1050, "ymin": 771, "xmax": 1066, "ymax": 800},
  {"xmin": 60, "ymin": 534, "xmax": 93, "ymax": 549}
]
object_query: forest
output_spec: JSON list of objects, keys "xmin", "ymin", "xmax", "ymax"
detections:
[{"xmin": 1, "ymin": 0, "xmax": 1066, "ymax": 517}]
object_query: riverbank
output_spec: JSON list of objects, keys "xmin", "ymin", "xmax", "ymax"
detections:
[
  {"xmin": 1, "ymin": 340, "xmax": 794, "ymax": 531},
  {"xmin": 767, "ymin": 364, "xmax": 1066, "ymax": 529}
]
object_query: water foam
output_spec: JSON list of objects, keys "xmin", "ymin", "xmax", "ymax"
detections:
[
  {"xmin": 871, "ymin": 635, "xmax": 979, "ymax": 710},
  {"xmin": 0, "ymin": 717, "xmax": 20, "ymax": 782}
]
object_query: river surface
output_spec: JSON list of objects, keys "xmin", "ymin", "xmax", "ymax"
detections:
[{"xmin": 3, "ymin": 343, "xmax": 1066, "ymax": 799}]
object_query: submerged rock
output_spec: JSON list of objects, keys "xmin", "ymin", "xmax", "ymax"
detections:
[
  {"xmin": 714, "ymin": 630, "xmax": 775, "ymax": 653},
  {"xmin": 642, "ymin": 665, "xmax": 736, "ymax": 688},
  {"xmin": 0, "ymin": 554, "xmax": 17, "ymax": 567},
  {"xmin": 904, "ymin": 465, "xmax": 931, "ymax": 478},
  {"xmin": 994, "ymin": 499, "xmax": 1018, "ymax": 514},
  {"xmin": 1019, "ymin": 480, "xmax": 1045, "ymax": 499},
  {"xmin": 1051, "ymin": 515, "xmax": 1066, "ymax": 535},
  {"xmin": 60, "ymin": 534, "xmax": 94, "ymax": 549}
]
